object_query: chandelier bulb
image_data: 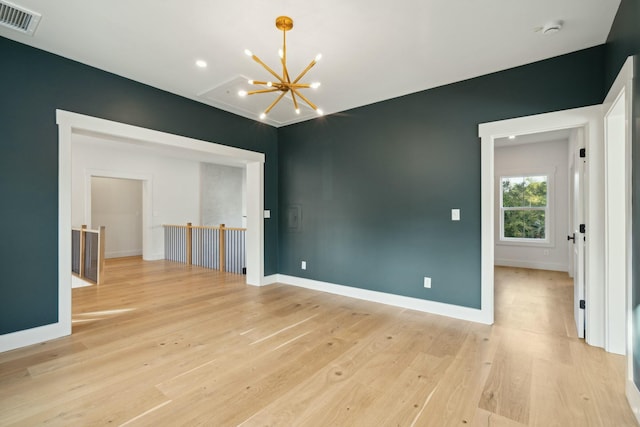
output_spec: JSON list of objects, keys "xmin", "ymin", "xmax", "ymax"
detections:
[
  {"xmin": 244, "ymin": 49, "xmax": 253, "ymax": 57},
  {"xmin": 278, "ymin": 49, "xmax": 284, "ymax": 59},
  {"xmin": 267, "ymin": 81, "xmax": 273, "ymax": 87},
  {"xmin": 238, "ymin": 90, "xmax": 247, "ymax": 97},
  {"xmin": 259, "ymin": 112, "xmax": 267, "ymax": 120},
  {"xmin": 295, "ymin": 108, "xmax": 300, "ymax": 115},
  {"xmin": 315, "ymin": 53, "xmax": 322, "ymax": 62},
  {"xmin": 248, "ymin": 79, "xmax": 254, "ymax": 85},
  {"xmin": 316, "ymin": 109, "xmax": 324, "ymax": 116},
  {"xmin": 310, "ymin": 82, "xmax": 321, "ymax": 89}
]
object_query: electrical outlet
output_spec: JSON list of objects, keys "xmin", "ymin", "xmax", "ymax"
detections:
[
  {"xmin": 424, "ymin": 277, "xmax": 431, "ymax": 288},
  {"xmin": 301, "ymin": 261, "xmax": 307, "ymax": 270}
]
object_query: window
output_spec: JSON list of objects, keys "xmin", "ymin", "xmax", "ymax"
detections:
[{"xmin": 500, "ymin": 175, "xmax": 548, "ymax": 242}]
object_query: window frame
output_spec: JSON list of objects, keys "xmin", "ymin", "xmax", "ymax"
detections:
[{"xmin": 497, "ymin": 171, "xmax": 554, "ymax": 247}]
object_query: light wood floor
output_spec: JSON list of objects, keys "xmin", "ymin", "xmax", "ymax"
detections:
[{"xmin": 0, "ymin": 259, "xmax": 636, "ymax": 426}]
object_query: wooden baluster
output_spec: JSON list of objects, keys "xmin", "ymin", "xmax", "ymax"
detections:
[
  {"xmin": 219, "ymin": 224, "xmax": 225, "ymax": 272},
  {"xmin": 186, "ymin": 222, "xmax": 192, "ymax": 265},
  {"xmin": 79, "ymin": 225, "xmax": 87, "ymax": 279},
  {"xmin": 97, "ymin": 226, "xmax": 105, "ymax": 285}
]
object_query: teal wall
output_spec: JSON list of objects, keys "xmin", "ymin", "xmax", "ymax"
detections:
[
  {"xmin": 604, "ymin": 0, "xmax": 640, "ymax": 388},
  {"xmin": 277, "ymin": 47, "xmax": 605, "ymax": 308},
  {"xmin": 2, "ymin": 0, "xmax": 638, "ymax": 340},
  {"xmin": 0, "ymin": 36, "xmax": 279, "ymax": 335}
]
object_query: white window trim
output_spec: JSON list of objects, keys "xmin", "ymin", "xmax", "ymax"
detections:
[{"xmin": 496, "ymin": 168, "xmax": 556, "ymax": 248}]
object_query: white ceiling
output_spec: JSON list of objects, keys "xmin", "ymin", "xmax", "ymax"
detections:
[{"xmin": 0, "ymin": 0, "xmax": 620, "ymax": 127}]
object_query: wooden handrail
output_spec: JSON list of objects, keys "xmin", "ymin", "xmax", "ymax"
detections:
[
  {"xmin": 71, "ymin": 226, "xmax": 103, "ymax": 233},
  {"xmin": 162, "ymin": 224, "xmax": 247, "ymax": 231}
]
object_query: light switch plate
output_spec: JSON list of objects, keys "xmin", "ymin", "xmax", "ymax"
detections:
[
  {"xmin": 451, "ymin": 209, "xmax": 460, "ymax": 221},
  {"xmin": 264, "ymin": 210, "xmax": 271, "ymax": 219}
]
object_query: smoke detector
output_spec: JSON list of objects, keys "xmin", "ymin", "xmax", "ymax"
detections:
[{"xmin": 541, "ymin": 20, "xmax": 563, "ymax": 35}]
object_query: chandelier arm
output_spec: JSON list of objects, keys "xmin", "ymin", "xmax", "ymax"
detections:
[
  {"xmin": 247, "ymin": 88, "xmax": 281, "ymax": 95},
  {"xmin": 292, "ymin": 88, "xmax": 317, "ymax": 110},
  {"xmin": 290, "ymin": 89, "xmax": 300, "ymax": 111},
  {"xmin": 250, "ymin": 54, "xmax": 286, "ymax": 84},
  {"xmin": 290, "ymin": 83, "xmax": 311, "ymax": 89},
  {"xmin": 264, "ymin": 90, "xmax": 288, "ymax": 115},
  {"xmin": 292, "ymin": 59, "xmax": 318, "ymax": 84},
  {"xmin": 249, "ymin": 80, "xmax": 275, "ymax": 86}
]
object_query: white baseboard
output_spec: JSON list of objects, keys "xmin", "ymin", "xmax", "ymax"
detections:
[
  {"xmin": 495, "ymin": 258, "xmax": 568, "ymax": 272},
  {"xmin": 106, "ymin": 249, "xmax": 143, "ymax": 259},
  {"xmin": 276, "ymin": 274, "xmax": 489, "ymax": 324},
  {"xmin": 627, "ymin": 380, "xmax": 640, "ymax": 425},
  {"xmin": 0, "ymin": 322, "xmax": 70, "ymax": 354},
  {"xmin": 143, "ymin": 253, "xmax": 165, "ymax": 261}
]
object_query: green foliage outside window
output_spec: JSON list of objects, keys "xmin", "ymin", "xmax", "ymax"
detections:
[{"xmin": 501, "ymin": 176, "xmax": 547, "ymax": 239}]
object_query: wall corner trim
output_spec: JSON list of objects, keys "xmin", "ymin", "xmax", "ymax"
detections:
[{"xmin": 276, "ymin": 274, "xmax": 492, "ymax": 324}]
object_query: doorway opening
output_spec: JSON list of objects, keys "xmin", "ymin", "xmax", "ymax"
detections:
[
  {"xmin": 52, "ymin": 110, "xmax": 266, "ymax": 347},
  {"xmin": 91, "ymin": 177, "xmax": 143, "ymax": 260},
  {"xmin": 492, "ymin": 129, "xmax": 580, "ymax": 337},
  {"xmin": 479, "ymin": 105, "xmax": 604, "ymax": 346}
]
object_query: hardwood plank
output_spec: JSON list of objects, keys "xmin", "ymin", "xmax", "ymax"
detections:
[
  {"xmin": 478, "ymin": 341, "xmax": 532, "ymax": 424},
  {"xmin": 0, "ymin": 261, "xmax": 636, "ymax": 426},
  {"xmin": 471, "ymin": 408, "xmax": 527, "ymax": 427}
]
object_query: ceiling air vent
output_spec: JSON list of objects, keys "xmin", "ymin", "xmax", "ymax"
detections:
[{"xmin": 0, "ymin": 1, "xmax": 41, "ymax": 36}]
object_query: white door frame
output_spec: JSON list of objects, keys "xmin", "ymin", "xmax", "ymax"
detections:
[
  {"xmin": 601, "ymin": 57, "xmax": 640, "ymax": 419},
  {"xmin": 603, "ymin": 67, "xmax": 632, "ymax": 356},
  {"xmin": 479, "ymin": 105, "xmax": 604, "ymax": 347},
  {"xmin": 0, "ymin": 110, "xmax": 267, "ymax": 353}
]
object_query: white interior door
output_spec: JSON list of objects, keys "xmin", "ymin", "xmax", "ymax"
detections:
[{"xmin": 573, "ymin": 139, "xmax": 586, "ymax": 339}]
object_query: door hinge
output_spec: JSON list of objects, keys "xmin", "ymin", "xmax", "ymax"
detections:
[
  {"xmin": 579, "ymin": 224, "xmax": 586, "ymax": 233},
  {"xmin": 579, "ymin": 148, "xmax": 586, "ymax": 158},
  {"xmin": 579, "ymin": 300, "xmax": 586, "ymax": 309}
]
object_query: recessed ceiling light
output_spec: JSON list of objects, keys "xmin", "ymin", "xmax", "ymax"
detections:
[
  {"xmin": 508, "ymin": 135, "xmax": 516, "ymax": 140},
  {"xmin": 195, "ymin": 59, "xmax": 207, "ymax": 68}
]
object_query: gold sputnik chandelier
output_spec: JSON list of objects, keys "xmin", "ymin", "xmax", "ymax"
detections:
[{"xmin": 239, "ymin": 16, "xmax": 322, "ymax": 120}]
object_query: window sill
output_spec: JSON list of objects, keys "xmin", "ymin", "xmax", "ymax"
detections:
[{"xmin": 496, "ymin": 238, "xmax": 554, "ymax": 248}]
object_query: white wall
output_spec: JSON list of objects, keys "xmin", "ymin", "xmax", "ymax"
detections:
[
  {"xmin": 201, "ymin": 163, "xmax": 245, "ymax": 228},
  {"xmin": 494, "ymin": 139, "xmax": 569, "ymax": 271},
  {"xmin": 91, "ymin": 177, "xmax": 142, "ymax": 259},
  {"xmin": 71, "ymin": 133, "xmax": 201, "ymax": 260}
]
